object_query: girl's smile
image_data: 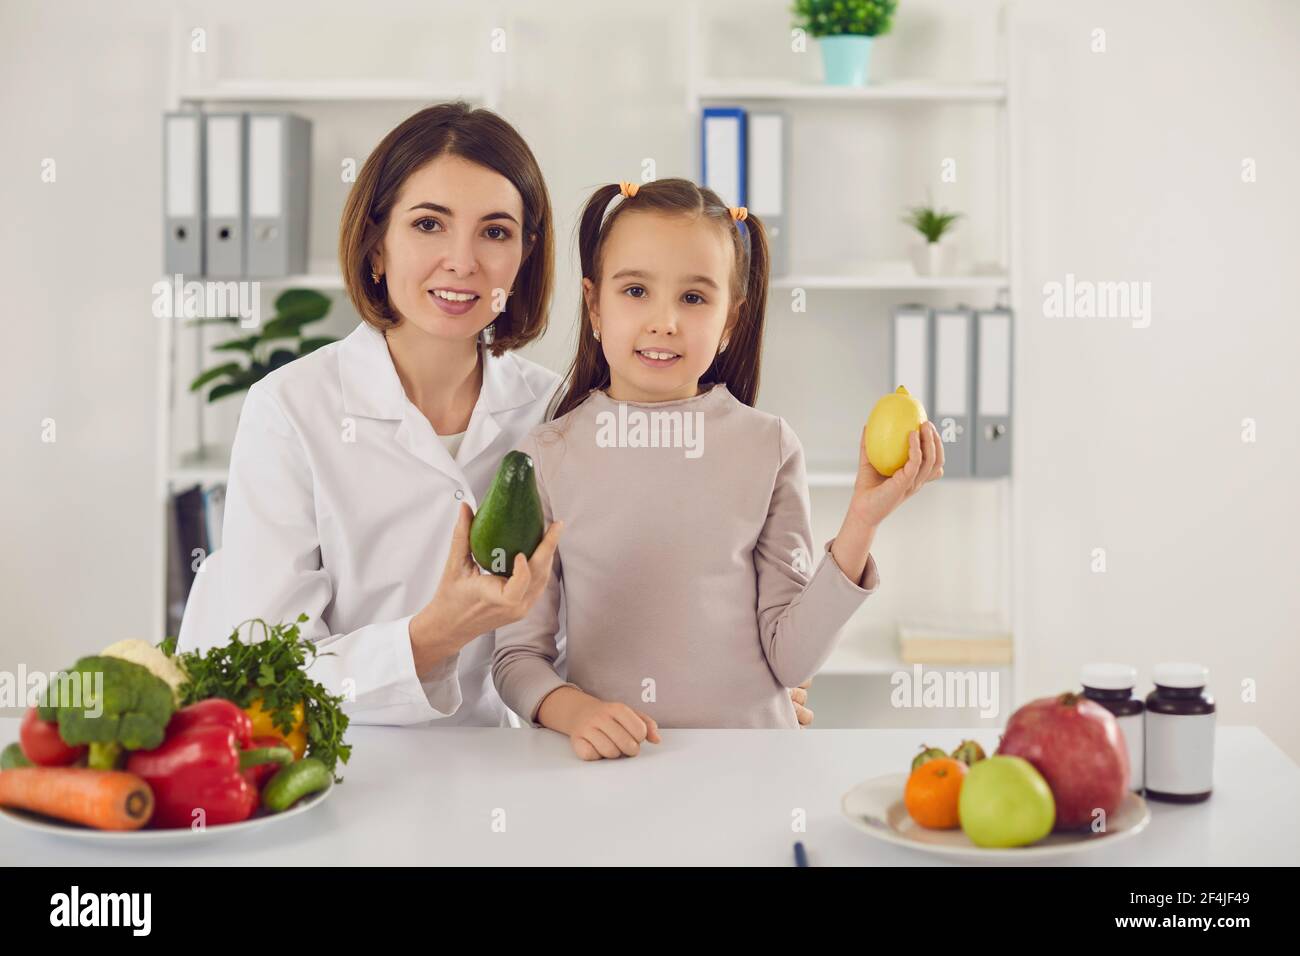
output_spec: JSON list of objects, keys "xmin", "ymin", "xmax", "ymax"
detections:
[{"xmin": 635, "ymin": 347, "xmax": 682, "ymax": 368}]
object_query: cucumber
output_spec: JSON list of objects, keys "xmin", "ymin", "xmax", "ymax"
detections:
[
  {"xmin": 469, "ymin": 451, "xmax": 545, "ymax": 577},
  {"xmin": 262, "ymin": 757, "xmax": 331, "ymax": 812},
  {"xmin": 1, "ymin": 743, "xmax": 31, "ymax": 770}
]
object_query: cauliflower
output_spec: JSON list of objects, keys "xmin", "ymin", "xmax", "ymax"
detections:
[{"xmin": 101, "ymin": 639, "xmax": 189, "ymax": 705}]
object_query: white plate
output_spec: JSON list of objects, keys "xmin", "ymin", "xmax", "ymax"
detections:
[
  {"xmin": 0, "ymin": 777, "xmax": 332, "ymax": 844},
  {"xmin": 841, "ymin": 772, "xmax": 1150, "ymax": 861}
]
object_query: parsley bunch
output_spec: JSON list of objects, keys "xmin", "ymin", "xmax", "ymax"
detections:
[{"xmin": 162, "ymin": 614, "xmax": 351, "ymax": 777}]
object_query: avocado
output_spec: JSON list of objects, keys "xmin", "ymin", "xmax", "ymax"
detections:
[{"xmin": 469, "ymin": 451, "xmax": 545, "ymax": 576}]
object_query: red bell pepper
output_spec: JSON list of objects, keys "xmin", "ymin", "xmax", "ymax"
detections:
[
  {"xmin": 168, "ymin": 702, "xmax": 287, "ymax": 805},
  {"xmin": 19, "ymin": 707, "xmax": 86, "ymax": 767},
  {"xmin": 165, "ymin": 698, "xmax": 253, "ymax": 748},
  {"xmin": 125, "ymin": 705, "xmax": 292, "ymax": 829}
]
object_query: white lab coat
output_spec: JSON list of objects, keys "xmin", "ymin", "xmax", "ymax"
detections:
[{"xmin": 176, "ymin": 320, "xmax": 562, "ymax": 726}]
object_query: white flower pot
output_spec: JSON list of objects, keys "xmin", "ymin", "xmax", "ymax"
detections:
[{"xmin": 910, "ymin": 239, "xmax": 958, "ymax": 277}]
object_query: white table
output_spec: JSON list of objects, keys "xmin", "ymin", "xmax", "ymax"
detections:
[{"xmin": 1, "ymin": 719, "xmax": 1295, "ymax": 866}]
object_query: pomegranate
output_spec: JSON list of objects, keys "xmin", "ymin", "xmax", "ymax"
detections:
[{"xmin": 997, "ymin": 692, "xmax": 1129, "ymax": 830}]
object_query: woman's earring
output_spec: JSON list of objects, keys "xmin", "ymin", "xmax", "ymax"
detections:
[
  {"xmin": 719, "ymin": 340, "xmax": 729, "ymax": 353},
  {"xmin": 371, "ymin": 270, "xmax": 382, "ymax": 284},
  {"xmin": 592, "ymin": 329, "xmax": 601, "ymax": 342}
]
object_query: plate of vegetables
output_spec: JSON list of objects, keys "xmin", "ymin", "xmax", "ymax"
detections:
[{"xmin": 0, "ymin": 615, "xmax": 349, "ymax": 841}]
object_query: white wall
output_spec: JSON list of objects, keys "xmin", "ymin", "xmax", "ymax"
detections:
[
  {"xmin": 1008, "ymin": 0, "xmax": 1300, "ymax": 759},
  {"xmin": 1, "ymin": 0, "xmax": 1295, "ymax": 761},
  {"xmin": 0, "ymin": 0, "xmax": 171, "ymax": 672}
]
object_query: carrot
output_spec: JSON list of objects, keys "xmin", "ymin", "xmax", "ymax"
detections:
[{"xmin": 0, "ymin": 768, "xmax": 154, "ymax": 830}]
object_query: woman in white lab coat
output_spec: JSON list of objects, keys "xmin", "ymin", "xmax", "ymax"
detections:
[
  {"xmin": 178, "ymin": 103, "xmax": 814, "ymax": 729},
  {"xmin": 178, "ymin": 103, "xmax": 565, "ymax": 727}
]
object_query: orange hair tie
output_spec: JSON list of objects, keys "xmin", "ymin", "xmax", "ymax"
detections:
[
  {"xmin": 619, "ymin": 181, "xmax": 640, "ymax": 198},
  {"xmin": 729, "ymin": 206, "xmax": 748, "ymax": 222}
]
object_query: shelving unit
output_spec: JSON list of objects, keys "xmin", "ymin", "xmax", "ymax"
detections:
[
  {"xmin": 153, "ymin": 6, "xmax": 501, "ymax": 636},
  {"xmin": 153, "ymin": 3, "xmax": 1023, "ymax": 721},
  {"xmin": 685, "ymin": 73, "xmax": 1012, "ymax": 300},
  {"xmin": 683, "ymin": 0, "xmax": 1019, "ymax": 705}
]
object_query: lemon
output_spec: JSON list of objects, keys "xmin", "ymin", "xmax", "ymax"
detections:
[{"xmin": 864, "ymin": 386, "xmax": 928, "ymax": 476}]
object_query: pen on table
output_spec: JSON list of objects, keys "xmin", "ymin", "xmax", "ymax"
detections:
[{"xmin": 793, "ymin": 841, "xmax": 809, "ymax": 867}]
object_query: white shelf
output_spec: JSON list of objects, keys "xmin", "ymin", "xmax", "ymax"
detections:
[
  {"xmin": 695, "ymin": 79, "xmax": 1006, "ymax": 103},
  {"xmin": 819, "ymin": 641, "xmax": 902, "ymax": 676},
  {"xmin": 807, "ymin": 469, "xmax": 1012, "ymax": 489},
  {"xmin": 178, "ymin": 79, "xmax": 485, "ymax": 104},
  {"xmin": 159, "ymin": 273, "xmax": 346, "ymax": 291},
  {"xmin": 807, "ymin": 470, "xmax": 857, "ymax": 488},
  {"xmin": 819, "ymin": 637, "xmax": 1016, "ymax": 677},
  {"xmin": 771, "ymin": 272, "xmax": 1009, "ymax": 292},
  {"xmin": 168, "ymin": 446, "xmax": 232, "ymax": 487},
  {"xmin": 260, "ymin": 273, "xmax": 346, "ymax": 289}
]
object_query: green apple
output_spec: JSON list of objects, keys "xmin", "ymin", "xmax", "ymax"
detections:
[{"xmin": 958, "ymin": 755, "xmax": 1055, "ymax": 848}]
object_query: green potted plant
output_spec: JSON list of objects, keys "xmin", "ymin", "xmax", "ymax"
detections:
[
  {"xmin": 902, "ymin": 198, "xmax": 963, "ymax": 276},
  {"xmin": 189, "ymin": 288, "xmax": 336, "ymax": 402},
  {"xmin": 792, "ymin": 0, "xmax": 899, "ymax": 87}
]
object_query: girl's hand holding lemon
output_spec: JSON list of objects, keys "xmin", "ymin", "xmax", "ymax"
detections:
[
  {"xmin": 852, "ymin": 386, "xmax": 944, "ymax": 527},
  {"xmin": 828, "ymin": 386, "xmax": 944, "ymax": 586}
]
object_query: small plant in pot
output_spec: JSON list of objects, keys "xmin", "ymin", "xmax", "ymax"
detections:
[
  {"xmin": 189, "ymin": 289, "xmax": 336, "ymax": 402},
  {"xmin": 792, "ymin": 0, "xmax": 899, "ymax": 87},
  {"xmin": 902, "ymin": 198, "xmax": 963, "ymax": 276}
]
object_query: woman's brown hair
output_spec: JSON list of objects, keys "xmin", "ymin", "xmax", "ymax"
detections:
[
  {"xmin": 550, "ymin": 178, "xmax": 770, "ymax": 420},
  {"xmin": 338, "ymin": 101, "xmax": 553, "ymax": 356}
]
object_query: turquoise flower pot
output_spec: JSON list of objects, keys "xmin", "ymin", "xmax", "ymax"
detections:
[{"xmin": 819, "ymin": 35, "xmax": 874, "ymax": 87}]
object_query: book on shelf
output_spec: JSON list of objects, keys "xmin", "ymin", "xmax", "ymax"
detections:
[
  {"xmin": 165, "ymin": 482, "xmax": 227, "ymax": 636},
  {"xmin": 898, "ymin": 619, "xmax": 1012, "ymax": 666},
  {"xmin": 202, "ymin": 484, "xmax": 226, "ymax": 552}
]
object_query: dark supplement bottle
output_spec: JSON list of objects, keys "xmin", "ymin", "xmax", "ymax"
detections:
[
  {"xmin": 1081, "ymin": 663, "xmax": 1144, "ymax": 793},
  {"xmin": 1144, "ymin": 663, "xmax": 1215, "ymax": 803}
]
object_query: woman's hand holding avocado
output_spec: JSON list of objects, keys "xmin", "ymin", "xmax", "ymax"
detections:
[{"xmin": 409, "ymin": 502, "xmax": 564, "ymax": 677}]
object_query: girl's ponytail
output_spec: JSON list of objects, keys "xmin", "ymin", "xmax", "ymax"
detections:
[
  {"xmin": 709, "ymin": 211, "xmax": 769, "ymax": 408},
  {"xmin": 549, "ymin": 183, "xmax": 624, "ymax": 420},
  {"xmin": 576, "ymin": 183, "xmax": 623, "ymax": 282}
]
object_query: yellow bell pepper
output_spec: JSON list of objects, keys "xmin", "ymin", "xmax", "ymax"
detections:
[{"xmin": 245, "ymin": 698, "xmax": 307, "ymax": 760}]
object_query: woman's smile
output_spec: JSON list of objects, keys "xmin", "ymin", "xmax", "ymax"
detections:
[{"xmin": 427, "ymin": 286, "xmax": 481, "ymax": 316}]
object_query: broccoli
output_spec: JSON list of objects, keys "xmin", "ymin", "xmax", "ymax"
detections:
[{"xmin": 37, "ymin": 656, "xmax": 176, "ymax": 769}]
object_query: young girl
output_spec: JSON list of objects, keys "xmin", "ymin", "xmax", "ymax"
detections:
[{"xmin": 492, "ymin": 178, "xmax": 943, "ymax": 759}]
